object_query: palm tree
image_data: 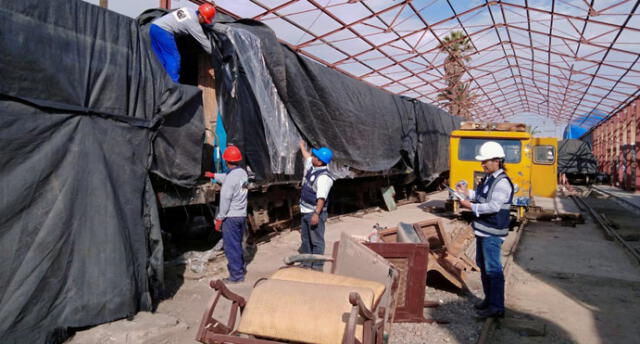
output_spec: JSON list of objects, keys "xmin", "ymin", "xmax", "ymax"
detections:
[
  {"xmin": 437, "ymin": 31, "xmax": 475, "ymax": 120},
  {"xmin": 437, "ymin": 83, "xmax": 476, "ymax": 119}
]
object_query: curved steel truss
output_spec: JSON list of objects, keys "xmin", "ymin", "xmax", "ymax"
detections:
[{"xmin": 187, "ymin": 0, "xmax": 640, "ymax": 123}]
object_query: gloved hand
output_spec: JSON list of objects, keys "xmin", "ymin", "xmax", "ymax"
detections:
[
  {"xmin": 214, "ymin": 218, "xmax": 223, "ymax": 232},
  {"xmin": 204, "ymin": 171, "xmax": 215, "ymax": 179}
]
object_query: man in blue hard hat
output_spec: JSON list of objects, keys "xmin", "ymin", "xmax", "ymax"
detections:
[{"xmin": 298, "ymin": 140, "xmax": 335, "ymax": 270}]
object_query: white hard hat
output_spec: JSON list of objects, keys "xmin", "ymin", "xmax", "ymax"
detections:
[{"xmin": 475, "ymin": 141, "xmax": 506, "ymax": 161}]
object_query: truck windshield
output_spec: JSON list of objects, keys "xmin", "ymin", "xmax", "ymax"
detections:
[{"xmin": 459, "ymin": 138, "xmax": 522, "ymax": 163}]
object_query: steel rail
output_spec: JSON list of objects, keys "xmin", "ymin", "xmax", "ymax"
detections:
[
  {"xmin": 590, "ymin": 186, "xmax": 640, "ymax": 213},
  {"xmin": 570, "ymin": 194, "xmax": 640, "ymax": 264},
  {"xmin": 476, "ymin": 218, "xmax": 529, "ymax": 344}
]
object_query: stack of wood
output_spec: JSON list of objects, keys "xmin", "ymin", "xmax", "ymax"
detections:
[{"xmin": 460, "ymin": 121, "xmax": 528, "ymax": 132}]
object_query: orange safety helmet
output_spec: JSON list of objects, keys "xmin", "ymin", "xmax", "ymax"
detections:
[
  {"xmin": 222, "ymin": 146, "xmax": 242, "ymax": 162},
  {"xmin": 198, "ymin": 3, "xmax": 216, "ymax": 24}
]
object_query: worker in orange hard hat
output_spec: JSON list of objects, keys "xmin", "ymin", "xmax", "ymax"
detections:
[
  {"xmin": 204, "ymin": 145, "xmax": 248, "ymax": 283},
  {"xmin": 149, "ymin": 2, "xmax": 216, "ymax": 82}
]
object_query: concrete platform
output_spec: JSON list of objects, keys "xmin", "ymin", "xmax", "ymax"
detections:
[
  {"xmin": 533, "ymin": 196, "xmax": 581, "ymax": 214},
  {"xmin": 69, "ymin": 191, "xmax": 469, "ymax": 344}
]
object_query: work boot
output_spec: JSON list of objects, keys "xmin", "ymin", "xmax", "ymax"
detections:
[
  {"xmin": 476, "ymin": 308, "xmax": 504, "ymax": 319},
  {"xmin": 474, "ymin": 299, "xmax": 489, "ymax": 310}
]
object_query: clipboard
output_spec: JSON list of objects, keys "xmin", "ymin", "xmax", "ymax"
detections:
[{"xmin": 445, "ymin": 185, "xmax": 466, "ymax": 200}]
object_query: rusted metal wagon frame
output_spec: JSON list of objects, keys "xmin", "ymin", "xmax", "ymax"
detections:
[
  {"xmin": 377, "ymin": 218, "xmax": 478, "ymax": 290},
  {"xmin": 361, "ymin": 242, "xmax": 435, "ymax": 323}
]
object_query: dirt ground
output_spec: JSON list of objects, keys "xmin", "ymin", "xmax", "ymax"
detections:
[
  {"xmin": 70, "ymin": 192, "xmax": 490, "ymax": 344},
  {"xmin": 492, "ymin": 215, "xmax": 640, "ymax": 343},
  {"xmin": 68, "ymin": 192, "xmax": 640, "ymax": 344}
]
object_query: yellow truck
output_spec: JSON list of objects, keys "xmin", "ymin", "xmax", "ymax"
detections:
[{"xmin": 448, "ymin": 123, "xmax": 557, "ymax": 218}]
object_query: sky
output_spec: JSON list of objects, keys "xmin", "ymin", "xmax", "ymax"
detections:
[
  {"xmin": 80, "ymin": 0, "xmax": 638, "ymax": 138},
  {"xmin": 81, "ymin": 0, "xmax": 197, "ymax": 17},
  {"xmin": 506, "ymin": 112, "xmax": 565, "ymax": 138}
]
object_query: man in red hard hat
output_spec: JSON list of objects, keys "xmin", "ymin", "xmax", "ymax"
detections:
[
  {"xmin": 149, "ymin": 2, "xmax": 216, "ymax": 82},
  {"xmin": 204, "ymin": 145, "xmax": 248, "ymax": 283}
]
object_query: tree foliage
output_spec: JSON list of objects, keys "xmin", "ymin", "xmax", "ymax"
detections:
[{"xmin": 437, "ymin": 31, "xmax": 476, "ymax": 120}]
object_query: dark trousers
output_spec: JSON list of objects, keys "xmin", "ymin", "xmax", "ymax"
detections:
[
  {"xmin": 476, "ymin": 236, "xmax": 505, "ymax": 312},
  {"xmin": 299, "ymin": 211, "xmax": 328, "ymax": 270},
  {"xmin": 149, "ymin": 24, "xmax": 180, "ymax": 82},
  {"xmin": 222, "ymin": 217, "xmax": 246, "ymax": 281}
]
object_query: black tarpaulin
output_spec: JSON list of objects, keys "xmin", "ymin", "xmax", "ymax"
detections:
[
  {"xmin": 0, "ymin": 0, "xmax": 204, "ymax": 342},
  {"xmin": 208, "ymin": 20, "xmax": 459, "ymax": 181},
  {"xmin": 412, "ymin": 98, "xmax": 460, "ymax": 180},
  {"xmin": 558, "ymin": 139, "xmax": 598, "ymax": 175}
]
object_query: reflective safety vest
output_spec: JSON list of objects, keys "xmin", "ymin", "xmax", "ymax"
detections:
[
  {"xmin": 300, "ymin": 167, "xmax": 332, "ymax": 211},
  {"xmin": 472, "ymin": 172, "xmax": 514, "ymax": 237}
]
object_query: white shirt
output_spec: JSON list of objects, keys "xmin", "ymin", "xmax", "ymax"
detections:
[
  {"xmin": 300, "ymin": 157, "xmax": 334, "ymax": 213},
  {"xmin": 152, "ymin": 7, "xmax": 212, "ymax": 54}
]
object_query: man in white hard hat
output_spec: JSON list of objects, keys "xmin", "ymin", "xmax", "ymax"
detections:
[{"xmin": 456, "ymin": 141, "xmax": 514, "ymax": 319}]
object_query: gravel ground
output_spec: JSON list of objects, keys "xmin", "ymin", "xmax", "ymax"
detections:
[{"xmin": 389, "ymin": 272, "xmax": 485, "ymax": 344}]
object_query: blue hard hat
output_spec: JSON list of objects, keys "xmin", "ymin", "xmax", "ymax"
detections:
[{"xmin": 311, "ymin": 147, "xmax": 333, "ymax": 164}]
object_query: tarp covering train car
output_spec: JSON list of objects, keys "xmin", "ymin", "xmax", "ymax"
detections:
[
  {"xmin": 206, "ymin": 18, "xmax": 460, "ymax": 181},
  {"xmin": 0, "ymin": 0, "xmax": 204, "ymax": 342},
  {"xmin": 558, "ymin": 139, "xmax": 598, "ymax": 175},
  {"xmin": 0, "ymin": 1, "xmax": 459, "ymax": 342}
]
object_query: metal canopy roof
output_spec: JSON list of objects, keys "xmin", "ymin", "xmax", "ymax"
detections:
[{"xmin": 192, "ymin": 0, "xmax": 640, "ymax": 122}]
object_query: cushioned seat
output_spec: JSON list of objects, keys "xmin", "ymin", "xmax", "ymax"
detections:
[
  {"xmin": 237, "ymin": 279, "xmax": 375, "ymax": 344},
  {"xmin": 270, "ymin": 267, "xmax": 386, "ymax": 307}
]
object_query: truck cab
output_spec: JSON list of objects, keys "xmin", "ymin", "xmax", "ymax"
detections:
[{"xmin": 448, "ymin": 123, "xmax": 558, "ymax": 219}]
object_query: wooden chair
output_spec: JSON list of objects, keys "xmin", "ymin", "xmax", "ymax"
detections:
[{"xmin": 195, "ymin": 233, "xmax": 398, "ymax": 344}]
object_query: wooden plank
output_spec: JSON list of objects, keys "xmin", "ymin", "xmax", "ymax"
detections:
[
  {"xmin": 198, "ymin": 54, "xmax": 217, "ymax": 146},
  {"xmin": 381, "ymin": 186, "xmax": 397, "ymax": 211}
]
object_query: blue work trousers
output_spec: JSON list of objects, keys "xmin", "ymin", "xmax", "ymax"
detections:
[
  {"xmin": 476, "ymin": 236, "xmax": 505, "ymax": 312},
  {"xmin": 299, "ymin": 211, "xmax": 328, "ymax": 270},
  {"xmin": 149, "ymin": 24, "xmax": 181, "ymax": 82},
  {"xmin": 222, "ymin": 217, "xmax": 246, "ymax": 281}
]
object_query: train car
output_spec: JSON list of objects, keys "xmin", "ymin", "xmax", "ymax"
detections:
[
  {"xmin": 150, "ymin": 20, "xmax": 460, "ymax": 235},
  {"xmin": 557, "ymin": 139, "xmax": 598, "ymax": 185},
  {"xmin": 448, "ymin": 122, "xmax": 558, "ymax": 220}
]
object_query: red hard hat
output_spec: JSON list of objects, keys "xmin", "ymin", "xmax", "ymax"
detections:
[
  {"xmin": 222, "ymin": 146, "xmax": 242, "ymax": 162},
  {"xmin": 198, "ymin": 3, "xmax": 216, "ymax": 24}
]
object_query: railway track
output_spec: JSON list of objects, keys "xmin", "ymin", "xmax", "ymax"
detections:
[
  {"xmin": 590, "ymin": 185, "xmax": 640, "ymax": 213},
  {"xmin": 478, "ymin": 186, "xmax": 640, "ymax": 343},
  {"xmin": 167, "ymin": 189, "xmax": 445, "ymax": 273},
  {"xmin": 476, "ymin": 218, "xmax": 528, "ymax": 344},
  {"xmin": 570, "ymin": 186, "xmax": 640, "ymax": 265}
]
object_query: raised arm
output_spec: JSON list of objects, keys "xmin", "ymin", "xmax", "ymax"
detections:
[{"xmin": 299, "ymin": 140, "xmax": 312, "ymax": 160}]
